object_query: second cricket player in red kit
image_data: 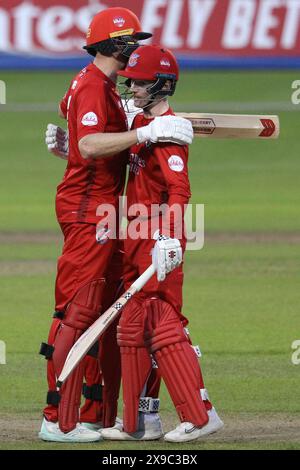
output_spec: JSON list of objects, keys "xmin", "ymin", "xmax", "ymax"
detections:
[{"xmin": 100, "ymin": 45, "xmax": 224, "ymax": 443}]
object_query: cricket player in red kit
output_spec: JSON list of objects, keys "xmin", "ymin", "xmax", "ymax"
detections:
[
  {"xmin": 100, "ymin": 45, "xmax": 224, "ymax": 443},
  {"xmin": 39, "ymin": 8, "xmax": 193, "ymax": 443}
]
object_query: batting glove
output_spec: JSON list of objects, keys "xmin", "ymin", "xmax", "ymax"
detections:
[
  {"xmin": 136, "ymin": 115, "xmax": 193, "ymax": 145},
  {"xmin": 152, "ymin": 231, "xmax": 182, "ymax": 282},
  {"xmin": 45, "ymin": 123, "xmax": 69, "ymax": 159}
]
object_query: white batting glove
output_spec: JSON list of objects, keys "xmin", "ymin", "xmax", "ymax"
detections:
[
  {"xmin": 136, "ymin": 115, "xmax": 193, "ymax": 145},
  {"xmin": 45, "ymin": 123, "xmax": 69, "ymax": 159},
  {"xmin": 152, "ymin": 231, "xmax": 182, "ymax": 282}
]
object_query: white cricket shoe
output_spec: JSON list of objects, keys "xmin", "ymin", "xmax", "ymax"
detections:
[
  {"xmin": 81, "ymin": 417, "xmax": 122, "ymax": 432},
  {"xmin": 164, "ymin": 407, "xmax": 224, "ymax": 443},
  {"xmin": 38, "ymin": 417, "xmax": 102, "ymax": 442},
  {"xmin": 81, "ymin": 421, "xmax": 103, "ymax": 432},
  {"xmin": 101, "ymin": 413, "xmax": 163, "ymax": 441}
]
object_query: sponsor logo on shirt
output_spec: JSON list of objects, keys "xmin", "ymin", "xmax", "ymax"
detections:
[
  {"xmin": 113, "ymin": 17, "xmax": 126, "ymax": 28},
  {"xmin": 81, "ymin": 112, "xmax": 98, "ymax": 126},
  {"xmin": 128, "ymin": 53, "xmax": 139, "ymax": 68},
  {"xmin": 160, "ymin": 59, "xmax": 171, "ymax": 67},
  {"xmin": 168, "ymin": 155, "xmax": 184, "ymax": 172},
  {"xmin": 129, "ymin": 153, "xmax": 146, "ymax": 175}
]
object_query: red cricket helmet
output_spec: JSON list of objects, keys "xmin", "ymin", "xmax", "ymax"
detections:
[
  {"xmin": 118, "ymin": 45, "xmax": 179, "ymax": 81},
  {"xmin": 117, "ymin": 45, "xmax": 179, "ymax": 98},
  {"xmin": 83, "ymin": 7, "xmax": 152, "ymax": 57}
]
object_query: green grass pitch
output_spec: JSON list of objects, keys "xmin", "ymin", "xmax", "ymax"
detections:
[{"xmin": 0, "ymin": 69, "xmax": 300, "ymax": 450}]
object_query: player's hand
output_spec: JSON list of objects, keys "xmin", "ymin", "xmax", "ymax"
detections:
[
  {"xmin": 152, "ymin": 231, "xmax": 182, "ymax": 282},
  {"xmin": 136, "ymin": 116, "xmax": 193, "ymax": 145},
  {"xmin": 45, "ymin": 123, "xmax": 69, "ymax": 159}
]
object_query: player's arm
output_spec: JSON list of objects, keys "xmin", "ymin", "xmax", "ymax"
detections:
[
  {"xmin": 45, "ymin": 100, "xmax": 137, "ymax": 161},
  {"xmin": 79, "ymin": 129, "xmax": 138, "ymax": 159},
  {"xmin": 79, "ymin": 115, "xmax": 194, "ymax": 159},
  {"xmin": 151, "ymin": 145, "xmax": 191, "ymax": 281},
  {"xmin": 157, "ymin": 144, "xmax": 191, "ymax": 237}
]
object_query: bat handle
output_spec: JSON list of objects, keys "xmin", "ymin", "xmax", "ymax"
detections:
[{"xmin": 131, "ymin": 264, "xmax": 156, "ymax": 292}]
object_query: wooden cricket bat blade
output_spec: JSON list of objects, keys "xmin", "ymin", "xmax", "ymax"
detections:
[
  {"xmin": 176, "ymin": 113, "xmax": 280, "ymax": 139},
  {"xmin": 57, "ymin": 264, "xmax": 156, "ymax": 387}
]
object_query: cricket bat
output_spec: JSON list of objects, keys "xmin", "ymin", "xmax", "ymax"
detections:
[
  {"xmin": 56, "ymin": 264, "xmax": 156, "ymax": 388},
  {"xmin": 175, "ymin": 113, "xmax": 280, "ymax": 139}
]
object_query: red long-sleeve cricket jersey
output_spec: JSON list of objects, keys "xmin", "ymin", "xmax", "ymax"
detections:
[
  {"xmin": 56, "ymin": 63, "xmax": 128, "ymax": 224},
  {"xmin": 126, "ymin": 108, "xmax": 191, "ymax": 236}
]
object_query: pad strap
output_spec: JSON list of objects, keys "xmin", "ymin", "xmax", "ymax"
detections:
[
  {"xmin": 39, "ymin": 342, "xmax": 54, "ymax": 360},
  {"xmin": 82, "ymin": 384, "xmax": 103, "ymax": 401},
  {"xmin": 47, "ymin": 390, "xmax": 61, "ymax": 406},
  {"xmin": 53, "ymin": 311, "xmax": 64, "ymax": 319}
]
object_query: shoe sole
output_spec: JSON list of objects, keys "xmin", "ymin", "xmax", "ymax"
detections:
[
  {"xmin": 38, "ymin": 432, "xmax": 102, "ymax": 443},
  {"xmin": 101, "ymin": 432, "xmax": 163, "ymax": 441}
]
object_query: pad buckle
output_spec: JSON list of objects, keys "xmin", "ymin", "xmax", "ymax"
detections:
[
  {"xmin": 193, "ymin": 345, "xmax": 202, "ymax": 358},
  {"xmin": 200, "ymin": 388, "xmax": 209, "ymax": 401}
]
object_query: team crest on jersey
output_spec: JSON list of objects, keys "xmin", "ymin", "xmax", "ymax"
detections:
[
  {"xmin": 81, "ymin": 112, "xmax": 98, "ymax": 126},
  {"xmin": 168, "ymin": 155, "xmax": 184, "ymax": 172},
  {"xmin": 113, "ymin": 17, "xmax": 125, "ymax": 28},
  {"xmin": 129, "ymin": 153, "xmax": 146, "ymax": 175},
  {"xmin": 128, "ymin": 53, "xmax": 139, "ymax": 68},
  {"xmin": 160, "ymin": 58, "xmax": 171, "ymax": 67}
]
